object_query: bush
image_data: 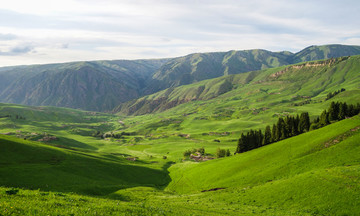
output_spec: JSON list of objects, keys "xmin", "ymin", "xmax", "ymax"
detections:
[
  {"xmin": 183, "ymin": 150, "xmax": 192, "ymax": 157},
  {"xmin": 5, "ymin": 188, "xmax": 19, "ymax": 195},
  {"xmin": 184, "ymin": 147, "xmax": 205, "ymax": 157},
  {"xmin": 197, "ymin": 147, "xmax": 205, "ymax": 155},
  {"xmin": 216, "ymin": 148, "xmax": 226, "ymax": 158},
  {"xmin": 226, "ymin": 149, "xmax": 231, "ymax": 157}
]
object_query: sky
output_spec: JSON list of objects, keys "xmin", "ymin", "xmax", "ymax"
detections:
[{"xmin": 0, "ymin": 0, "xmax": 359, "ymax": 67}]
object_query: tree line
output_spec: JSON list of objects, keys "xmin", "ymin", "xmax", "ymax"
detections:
[
  {"xmin": 313, "ymin": 101, "xmax": 360, "ymax": 128},
  {"xmin": 91, "ymin": 131, "xmax": 134, "ymax": 139},
  {"xmin": 325, "ymin": 88, "xmax": 345, "ymax": 100},
  {"xmin": 236, "ymin": 101, "xmax": 360, "ymax": 154}
]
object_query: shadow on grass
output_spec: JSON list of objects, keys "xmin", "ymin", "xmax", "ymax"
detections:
[
  {"xmin": 0, "ymin": 160, "xmax": 173, "ymax": 198},
  {"xmin": 49, "ymin": 137, "xmax": 98, "ymax": 151},
  {"xmin": 0, "ymin": 134, "xmax": 174, "ymax": 199}
]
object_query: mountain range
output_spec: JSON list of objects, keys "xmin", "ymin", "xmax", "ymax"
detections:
[{"xmin": 1, "ymin": 44, "xmax": 360, "ymax": 112}]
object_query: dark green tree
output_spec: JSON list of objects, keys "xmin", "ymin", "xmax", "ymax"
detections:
[
  {"xmin": 263, "ymin": 125, "xmax": 272, "ymax": 145},
  {"xmin": 328, "ymin": 102, "xmax": 339, "ymax": 121},
  {"xmin": 197, "ymin": 147, "xmax": 205, "ymax": 155},
  {"xmin": 348, "ymin": 104, "xmax": 356, "ymax": 116},
  {"xmin": 338, "ymin": 102, "xmax": 348, "ymax": 120},
  {"xmin": 237, "ymin": 133, "xmax": 248, "ymax": 153},
  {"xmin": 183, "ymin": 150, "xmax": 191, "ymax": 157},
  {"xmin": 271, "ymin": 124, "xmax": 277, "ymax": 142},
  {"xmin": 319, "ymin": 110, "xmax": 330, "ymax": 126},
  {"xmin": 276, "ymin": 117, "xmax": 285, "ymax": 141},
  {"xmin": 298, "ymin": 112, "xmax": 310, "ymax": 133},
  {"xmin": 216, "ymin": 148, "xmax": 226, "ymax": 158},
  {"xmin": 226, "ymin": 149, "xmax": 231, "ymax": 157}
]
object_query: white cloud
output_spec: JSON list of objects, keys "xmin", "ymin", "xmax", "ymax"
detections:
[{"xmin": 0, "ymin": 0, "xmax": 359, "ymax": 66}]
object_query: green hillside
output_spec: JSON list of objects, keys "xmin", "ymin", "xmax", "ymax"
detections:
[
  {"xmin": 147, "ymin": 44, "xmax": 360, "ymax": 93},
  {"xmin": 0, "ymin": 134, "xmax": 169, "ymax": 196},
  {"xmin": 291, "ymin": 44, "xmax": 360, "ymax": 63},
  {"xmin": 1, "ymin": 116, "xmax": 359, "ymax": 215},
  {"xmin": 167, "ymin": 116, "xmax": 360, "ymax": 193},
  {"xmin": 147, "ymin": 49, "xmax": 290, "ymax": 93},
  {"xmin": 115, "ymin": 55, "xmax": 360, "ymax": 129}
]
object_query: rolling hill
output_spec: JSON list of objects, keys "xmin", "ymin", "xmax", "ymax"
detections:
[
  {"xmin": 1, "ymin": 113, "xmax": 359, "ymax": 215},
  {"xmin": 0, "ymin": 134, "xmax": 170, "ymax": 196},
  {"xmin": 115, "ymin": 55, "xmax": 360, "ymax": 116}
]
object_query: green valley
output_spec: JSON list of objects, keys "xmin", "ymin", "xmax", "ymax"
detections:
[{"xmin": 1, "ymin": 46, "xmax": 360, "ymax": 215}]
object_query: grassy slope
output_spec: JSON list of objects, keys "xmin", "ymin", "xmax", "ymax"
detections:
[
  {"xmin": 0, "ymin": 134, "xmax": 170, "ymax": 196},
  {"xmin": 167, "ymin": 116, "xmax": 360, "ymax": 193},
  {"xmin": 1, "ymin": 116, "xmax": 359, "ymax": 215},
  {"xmin": 116, "ymin": 56, "xmax": 360, "ymax": 138},
  {"xmin": 164, "ymin": 116, "xmax": 360, "ymax": 214}
]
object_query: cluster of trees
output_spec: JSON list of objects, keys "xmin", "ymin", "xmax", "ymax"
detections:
[
  {"xmin": 216, "ymin": 148, "xmax": 231, "ymax": 158},
  {"xmin": 183, "ymin": 147, "xmax": 205, "ymax": 157},
  {"xmin": 236, "ymin": 101, "xmax": 360, "ymax": 154},
  {"xmin": 15, "ymin": 115, "xmax": 26, "ymax": 120},
  {"xmin": 91, "ymin": 131, "xmax": 133, "ymax": 139},
  {"xmin": 236, "ymin": 112, "xmax": 310, "ymax": 153},
  {"xmin": 325, "ymin": 88, "xmax": 345, "ymax": 100},
  {"xmin": 313, "ymin": 102, "xmax": 360, "ymax": 129}
]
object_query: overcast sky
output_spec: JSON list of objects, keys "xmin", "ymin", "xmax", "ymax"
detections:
[{"xmin": 0, "ymin": 0, "xmax": 359, "ymax": 66}]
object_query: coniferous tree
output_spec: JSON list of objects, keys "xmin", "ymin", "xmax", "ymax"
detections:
[
  {"xmin": 276, "ymin": 117, "xmax": 285, "ymax": 141},
  {"xmin": 348, "ymin": 104, "xmax": 356, "ymax": 116},
  {"xmin": 237, "ymin": 133, "xmax": 248, "ymax": 153},
  {"xmin": 338, "ymin": 102, "xmax": 348, "ymax": 120},
  {"xmin": 216, "ymin": 148, "xmax": 226, "ymax": 158},
  {"xmin": 328, "ymin": 102, "xmax": 340, "ymax": 121},
  {"xmin": 298, "ymin": 112, "xmax": 310, "ymax": 133},
  {"xmin": 271, "ymin": 124, "xmax": 277, "ymax": 142},
  {"xmin": 286, "ymin": 116, "xmax": 295, "ymax": 137},
  {"xmin": 314, "ymin": 116, "xmax": 319, "ymax": 123},
  {"xmin": 319, "ymin": 110, "xmax": 330, "ymax": 126},
  {"xmin": 256, "ymin": 129, "xmax": 263, "ymax": 147},
  {"xmin": 263, "ymin": 125, "xmax": 272, "ymax": 145},
  {"xmin": 226, "ymin": 149, "xmax": 231, "ymax": 157},
  {"xmin": 294, "ymin": 114, "xmax": 300, "ymax": 135},
  {"xmin": 280, "ymin": 123, "xmax": 287, "ymax": 140},
  {"xmin": 248, "ymin": 130, "xmax": 256, "ymax": 150}
]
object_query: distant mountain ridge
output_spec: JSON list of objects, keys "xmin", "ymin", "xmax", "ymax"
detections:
[
  {"xmin": 0, "ymin": 44, "xmax": 360, "ymax": 111},
  {"xmin": 147, "ymin": 44, "xmax": 360, "ymax": 92},
  {"xmin": 0, "ymin": 59, "xmax": 167, "ymax": 111}
]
